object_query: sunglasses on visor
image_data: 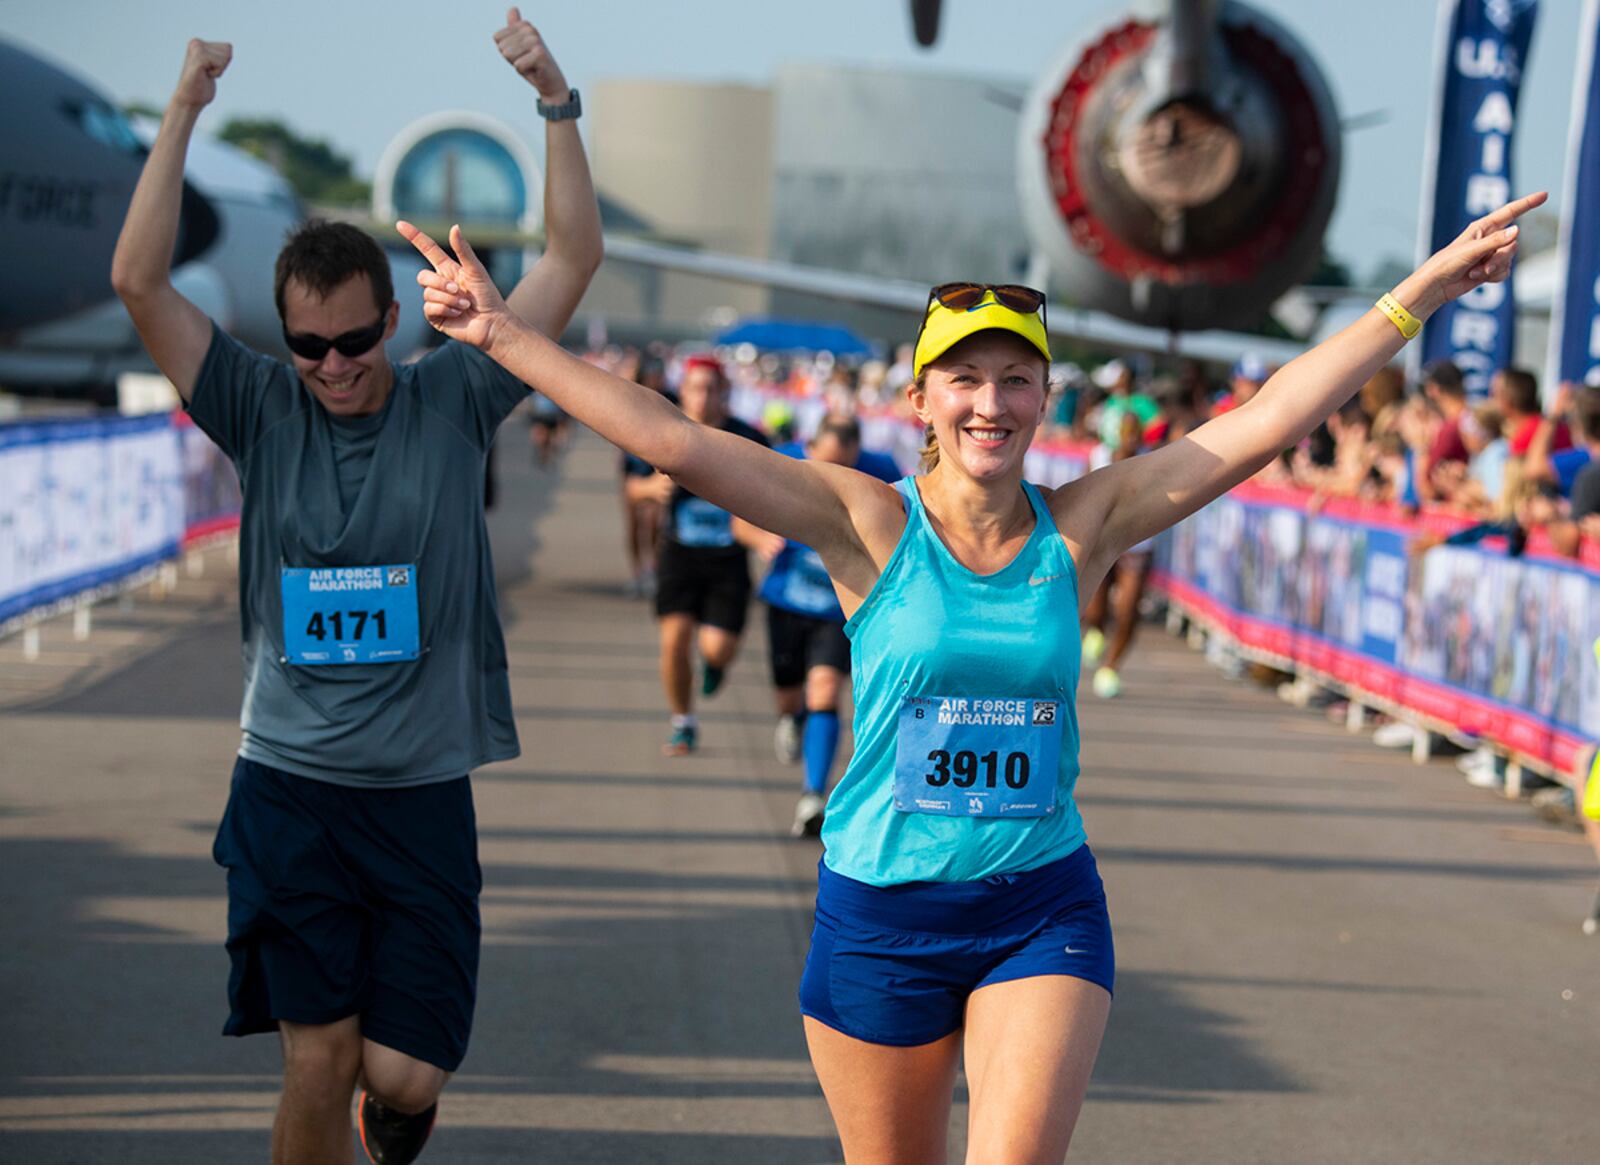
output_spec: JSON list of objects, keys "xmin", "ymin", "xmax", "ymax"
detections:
[
  {"xmin": 282, "ymin": 316, "xmax": 388, "ymax": 362},
  {"xmin": 927, "ymin": 282, "xmax": 1047, "ymax": 321}
]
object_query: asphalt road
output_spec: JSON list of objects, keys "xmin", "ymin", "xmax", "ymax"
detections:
[{"xmin": 2, "ymin": 428, "xmax": 1595, "ymax": 1164}]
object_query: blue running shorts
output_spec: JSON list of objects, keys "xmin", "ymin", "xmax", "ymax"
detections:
[
  {"xmin": 800, "ymin": 844, "xmax": 1114, "ymax": 1046},
  {"xmin": 212, "ymin": 757, "xmax": 482, "ymax": 1071}
]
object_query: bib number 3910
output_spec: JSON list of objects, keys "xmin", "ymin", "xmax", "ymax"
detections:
[
  {"xmin": 894, "ymin": 695, "xmax": 1060, "ymax": 817},
  {"xmin": 281, "ymin": 564, "xmax": 421, "ymax": 665}
]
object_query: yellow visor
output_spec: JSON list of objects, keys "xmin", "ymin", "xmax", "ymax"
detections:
[{"xmin": 912, "ymin": 290, "xmax": 1051, "ymax": 378}]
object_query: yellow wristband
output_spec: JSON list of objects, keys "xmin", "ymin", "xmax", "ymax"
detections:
[{"xmin": 1375, "ymin": 293, "xmax": 1421, "ymax": 340}]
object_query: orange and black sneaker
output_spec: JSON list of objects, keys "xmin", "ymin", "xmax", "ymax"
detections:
[{"xmin": 358, "ymin": 1091, "xmax": 437, "ymax": 1165}]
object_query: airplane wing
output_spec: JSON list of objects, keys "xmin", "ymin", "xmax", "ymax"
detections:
[{"xmin": 340, "ymin": 212, "xmax": 1308, "ymax": 366}]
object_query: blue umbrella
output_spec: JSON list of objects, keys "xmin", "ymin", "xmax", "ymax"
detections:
[{"xmin": 714, "ymin": 318, "xmax": 874, "ymax": 357}]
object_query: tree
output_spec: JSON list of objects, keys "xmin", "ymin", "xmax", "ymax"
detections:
[{"xmin": 217, "ymin": 117, "xmax": 370, "ymax": 206}]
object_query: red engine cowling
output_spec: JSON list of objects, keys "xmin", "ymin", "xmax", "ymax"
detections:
[{"xmin": 1017, "ymin": 2, "xmax": 1341, "ymax": 331}]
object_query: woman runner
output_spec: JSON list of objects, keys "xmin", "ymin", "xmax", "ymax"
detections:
[{"xmin": 397, "ymin": 191, "xmax": 1541, "ymax": 1162}]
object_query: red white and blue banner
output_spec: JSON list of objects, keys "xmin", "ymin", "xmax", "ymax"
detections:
[
  {"xmin": 0, "ymin": 412, "xmax": 242, "ymax": 630},
  {"xmin": 1152, "ymin": 486, "xmax": 1600, "ymax": 775},
  {"xmin": 1415, "ymin": 0, "xmax": 1540, "ymax": 396},
  {"xmin": 0, "ymin": 415, "xmax": 185, "ymax": 627},
  {"xmin": 1548, "ymin": 0, "xmax": 1600, "ymax": 389}
]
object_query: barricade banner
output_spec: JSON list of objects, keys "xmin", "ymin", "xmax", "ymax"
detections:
[
  {"xmin": 1548, "ymin": 0, "xmax": 1600, "ymax": 388},
  {"xmin": 1153, "ymin": 488, "xmax": 1600, "ymax": 775},
  {"xmin": 1415, "ymin": 0, "xmax": 1540, "ymax": 395},
  {"xmin": 0, "ymin": 414, "xmax": 185, "ymax": 627},
  {"xmin": 174, "ymin": 411, "xmax": 243, "ymax": 544}
]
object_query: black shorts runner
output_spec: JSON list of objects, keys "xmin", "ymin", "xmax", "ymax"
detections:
[
  {"xmin": 655, "ymin": 544, "xmax": 751, "ymax": 633},
  {"xmin": 766, "ymin": 605, "xmax": 851, "ymax": 688},
  {"xmin": 213, "ymin": 758, "xmax": 481, "ymax": 1072}
]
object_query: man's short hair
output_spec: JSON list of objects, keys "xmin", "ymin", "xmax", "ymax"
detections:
[
  {"xmin": 1497, "ymin": 367, "xmax": 1540, "ymax": 415},
  {"xmin": 1423, "ymin": 360, "xmax": 1465, "ymax": 398},
  {"xmin": 274, "ymin": 220, "xmax": 394, "ymax": 318}
]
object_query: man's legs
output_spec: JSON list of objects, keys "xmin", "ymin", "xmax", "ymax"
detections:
[
  {"xmin": 275, "ymin": 1018, "xmax": 363, "ymax": 1165},
  {"xmin": 659, "ymin": 613, "xmax": 697, "ymax": 717}
]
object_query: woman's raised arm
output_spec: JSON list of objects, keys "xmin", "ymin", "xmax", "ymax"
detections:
[{"xmin": 1072, "ymin": 192, "xmax": 1546, "ymax": 579}]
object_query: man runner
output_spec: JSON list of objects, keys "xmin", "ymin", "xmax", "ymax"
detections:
[
  {"xmin": 109, "ymin": 12, "xmax": 601, "ymax": 1163},
  {"xmin": 634, "ymin": 356, "xmax": 768, "ymax": 754}
]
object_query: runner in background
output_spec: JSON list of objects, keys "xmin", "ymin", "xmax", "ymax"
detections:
[
  {"xmin": 635, "ymin": 355, "xmax": 768, "ymax": 754},
  {"xmin": 618, "ymin": 350, "xmax": 673, "ymax": 597},
  {"xmin": 1080, "ymin": 408, "xmax": 1155, "ymax": 698},
  {"xmin": 733, "ymin": 414, "xmax": 900, "ymax": 836}
]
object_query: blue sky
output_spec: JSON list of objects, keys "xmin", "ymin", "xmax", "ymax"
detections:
[{"xmin": 5, "ymin": 0, "xmax": 1587, "ymax": 278}]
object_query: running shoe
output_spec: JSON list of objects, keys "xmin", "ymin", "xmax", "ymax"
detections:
[
  {"xmin": 774, "ymin": 714, "xmax": 802, "ymax": 764},
  {"xmin": 663, "ymin": 723, "xmax": 698, "ymax": 756},
  {"xmin": 358, "ymin": 1092, "xmax": 437, "ymax": 1165},
  {"xmin": 1371, "ymin": 721, "xmax": 1417, "ymax": 749},
  {"xmin": 790, "ymin": 791, "xmax": 826, "ymax": 838},
  {"xmin": 1081, "ymin": 627, "xmax": 1106, "ymax": 666},
  {"xmin": 1584, "ymin": 880, "xmax": 1600, "ymax": 936},
  {"xmin": 1530, "ymin": 785, "xmax": 1577, "ymax": 825},
  {"xmin": 1092, "ymin": 666, "xmax": 1121, "ymax": 699},
  {"xmin": 701, "ymin": 664, "xmax": 726, "ymax": 698}
]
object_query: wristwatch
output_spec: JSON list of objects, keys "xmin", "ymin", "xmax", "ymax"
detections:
[{"xmin": 537, "ymin": 88, "xmax": 582, "ymax": 121}]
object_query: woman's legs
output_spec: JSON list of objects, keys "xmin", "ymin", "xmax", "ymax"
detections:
[
  {"xmin": 804, "ymin": 1018, "xmax": 962, "ymax": 1165},
  {"xmin": 962, "ymin": 976, "xmax": 1111, "ymax": 1164},
  {"xmin": 804, "ymin": 976, "xmax": 1110, "ymax": 1165}
]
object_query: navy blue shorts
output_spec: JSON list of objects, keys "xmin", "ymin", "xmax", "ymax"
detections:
[
  {"xmin": 212, "ymin": 758, "xmax": 482, "ymax": 1072},
  {"xmin": 800, "ymin": 845, "xmax": 1114, "ymax": 1047}
]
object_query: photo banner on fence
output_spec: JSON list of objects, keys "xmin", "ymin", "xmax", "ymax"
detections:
[
  {"xmin": 0, "ymin": 414, "xmax": 186, "ymax": 626},
  {"xmin": 1152, "ymin": 490, "xmax": 1600, "ymax": 774}
]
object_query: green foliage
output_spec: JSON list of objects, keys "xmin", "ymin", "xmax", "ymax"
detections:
[{"xmin": 217, "ymin": 117, "xmax": 371, "ymax": 206}]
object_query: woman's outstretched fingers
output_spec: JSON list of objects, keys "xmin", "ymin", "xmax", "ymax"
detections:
[
  {"xmin": 448, "ymin": 224, "xmax": 486, "ymax": 275},
  {"xmin": 397, "ymin": 220, "xmax": 455, "ymax": 272}
]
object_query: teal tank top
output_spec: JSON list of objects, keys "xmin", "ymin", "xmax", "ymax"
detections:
[{"xmin": 821, "ymin": 477, "xmax": 1086, "ymax": 885}]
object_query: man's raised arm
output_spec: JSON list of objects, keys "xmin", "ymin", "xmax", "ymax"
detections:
[
  {"xmin": 110, "ymin": 39, "xmax": 232, "ymax": 402},
  {"xmin": 492, "ymin": 8, "xmax": 603, "ymax": 339}
]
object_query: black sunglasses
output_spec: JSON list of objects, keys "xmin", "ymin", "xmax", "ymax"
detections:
[{"xmin": 282, "ymin": 315, "xmax": 388, "ymax": 362}]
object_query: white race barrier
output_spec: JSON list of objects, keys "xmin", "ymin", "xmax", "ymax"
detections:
[{"xmin": 0, "ymin": 414, "xmax": 186, "ymax": 633}]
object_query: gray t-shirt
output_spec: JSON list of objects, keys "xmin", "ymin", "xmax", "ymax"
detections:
[{"xmin": 188, "ymin": 324, "xmax": 528, "ymax": 786}]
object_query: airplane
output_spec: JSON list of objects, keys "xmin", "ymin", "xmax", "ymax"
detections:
[{"xmin": 0, "ymin": 38, "xmax": 432, "ymax": 402}]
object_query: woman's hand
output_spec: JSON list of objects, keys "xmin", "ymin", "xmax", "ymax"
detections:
[
  {"xmin": 397, "ymin": 222, "xmax": 512, "ymax": 352},
  {"xmin": 1403, "ymin": 191, "xmax": 1547, "ymax": 315}
]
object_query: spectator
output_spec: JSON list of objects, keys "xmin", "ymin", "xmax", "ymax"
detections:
[
  {"xmin": 1526, "ymin": 382, "xmax": 1594, "ymax": 496},
  {"xmin": 1453, "ymin": 403, "xmax": 1510, "ymax": 515},
  {"xmin": 1092, "ymin": 358, "xmax": 1160, "ymax": 446},
  {"xmin": 1562, "ymin": 388, "xmax": 1600, "ymax": 547},
  {"xmin": 1360, "ymin": 365, "xmax": 1407, "ymax": 438},
  {"xmin": 1495, "ymin": 367, "xmax": 1570, "ymax": 458},
  {"xmin": 1419, "ymin": 361, "xmax": 1471, "ymax": 502},
  {"xmin": 1212, "ymin": 351, "xmax": 1270, "ymax": 416}
]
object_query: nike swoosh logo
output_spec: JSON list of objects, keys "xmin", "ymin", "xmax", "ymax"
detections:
[
  {"xmin": 1063, "ymin": 946, "xmax": 1089, "ymax": 956},
  {"xmin": 1029, "ymin": 574, "xmax": 1063, "ymax": 586}
]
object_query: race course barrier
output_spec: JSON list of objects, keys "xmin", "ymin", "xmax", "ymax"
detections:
[{"xmin": 1, "ymin": 411, "xmax": 240, "ymax": 635}]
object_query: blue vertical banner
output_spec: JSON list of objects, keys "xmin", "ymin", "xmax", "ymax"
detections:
[
  {"xmin": 1414, "ymin": 0, "xmax": 1540, "ymax": 396},
  {"xmin": 1549, "ymin": 0, "xmax": 1600, "ymax": 389}
]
